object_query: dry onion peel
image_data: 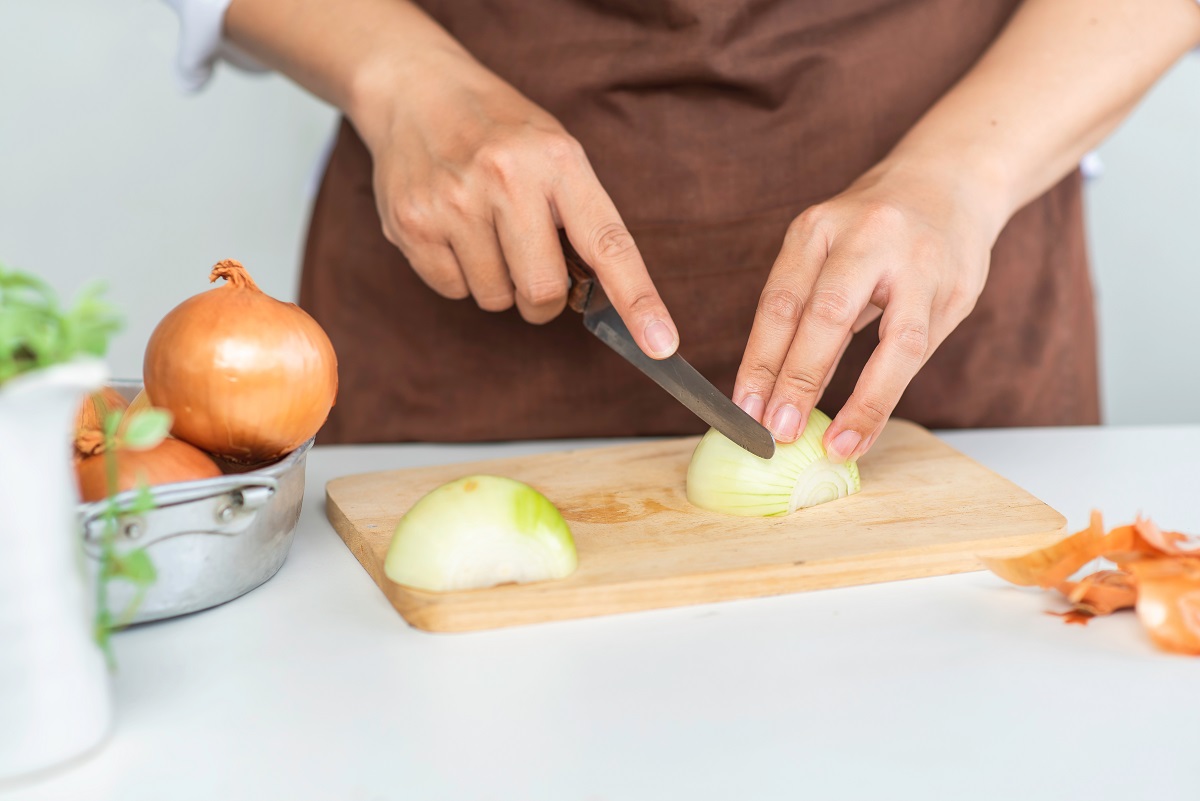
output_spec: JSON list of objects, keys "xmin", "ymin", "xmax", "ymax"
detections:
[
  {"xmin": 1054, "ymin": 569, "xmax": 1137, "ymax": 619},
  {"xmin": 979, "ymin": 510, "xmax": 1105, "ymax": 588},
  {"xmin": 982, "ymin": 511, "xmax": 1200, "ymax": 655},
  {"xmin": 122, "ymin": 388, "xmax": 152, "ymax": 425},
  {"xmin": 74, "ymin": 387, "xmax": 129, "ymax": 457},
  {"xmin": 1127, "ymin": 558, "xmax": 1200, "ymax": 655},
  {"xmin": 143, "ymin": 259, "xmax": 338, "ymax": 465}
]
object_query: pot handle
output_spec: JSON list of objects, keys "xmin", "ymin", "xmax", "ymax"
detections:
[{"xmin": 79, "ymin": 475, "xmax": 278, "ymax": 549}]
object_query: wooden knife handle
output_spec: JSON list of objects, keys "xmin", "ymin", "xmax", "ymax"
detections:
[{"xmin": 559, "ymin": 230, "xmax": 596, "ymax": 314}]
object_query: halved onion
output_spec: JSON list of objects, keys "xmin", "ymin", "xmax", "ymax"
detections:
[
  {"xmin": 686, "ymin": 407, "xmax": 861, "ymax": 517},
  {"xmin": 385, "ymin": 475, "xmax": 577, "ymax": 592}
]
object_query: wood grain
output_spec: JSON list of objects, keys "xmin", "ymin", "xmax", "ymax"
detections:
[{"xmin": 326, "ymin": 421, "xmax": 1065, "ymax": 632}]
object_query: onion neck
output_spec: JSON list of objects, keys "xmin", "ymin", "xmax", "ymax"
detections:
[
  {"xmin": 75, "ymin": 428, "xmax": 106, "ymax": 457},
  {"xmin": 209, "ymin": 259, "xmax": 261, "ymax": 292}
]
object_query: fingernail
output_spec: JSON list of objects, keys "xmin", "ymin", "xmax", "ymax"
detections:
[
  {"xmin": 644, "ymin": 320, "xmax": 677, "ymax": 357},
  {"xmin": 828, "ymin": 430, "xmax": 862, "ymax": 462},
  {"xmin": 738, "ymin": 394, "xmax": 765, "ymax": 422},
  {"xmin": 767, "ymin": 404, "xmax": 803, "ymax": 442}
]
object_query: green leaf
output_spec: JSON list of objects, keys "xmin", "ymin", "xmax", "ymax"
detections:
[
  {"xmin": 120, "ymin": 408, "xmax": 172, "ymax": 450},
  {"xmin": 125, "ymin": 482, "xmax": 158, "ymax": 515},
  {"xmin": 102, "ymin": 408, "xmax": 122, "ymax": 439},
  {"xmin": 0, "ymin": 263, "xmax": 122, "ymax": 386},
  {"xmin": 110, "ymin": 549, "xmax": 157, "ymax": 587}
]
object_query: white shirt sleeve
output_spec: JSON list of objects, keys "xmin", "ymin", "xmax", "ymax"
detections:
[{"xmin": 162, "ymin": 0, "xmax": 268, "ymax": 92}]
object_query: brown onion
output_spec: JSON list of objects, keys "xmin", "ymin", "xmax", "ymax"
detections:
[
  {"xmin": 74, "ymin": 388, "xmax": 129, "ymax": 455},
  {"xmin": 123, "ymin": 388, "xmax": 152, "ymax": 421},
  {"xmin": 75, "ymin": 438, "xmax": 222, "ymax": 502},
  {"xmin": 143, "ymin": 259, "xmax": 338, "ymax": 465}
]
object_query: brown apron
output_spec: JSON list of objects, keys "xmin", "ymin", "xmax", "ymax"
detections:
[{"xmin": 299, "ymin": 0, "xmax": 1100, "ymax": 444}]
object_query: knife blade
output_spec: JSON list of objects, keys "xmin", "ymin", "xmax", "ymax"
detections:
[{"xmin": 561, "ymin": 233, "xmax": 776, "ymax": 459}]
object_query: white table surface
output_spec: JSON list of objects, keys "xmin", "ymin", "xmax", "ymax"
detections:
[{"xmin": 3, "ymin": 425, "xmax": 1199, "ymax": 801}]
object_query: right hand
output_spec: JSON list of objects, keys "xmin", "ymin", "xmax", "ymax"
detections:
[{"xmin": 351, "ymin": 47, "xmax": 679, "ymax": 359}]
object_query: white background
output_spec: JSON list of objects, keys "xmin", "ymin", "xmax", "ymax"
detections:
[{"xmin": 2, "ymin": 0, "xmax": 1198, "ymax": 426}]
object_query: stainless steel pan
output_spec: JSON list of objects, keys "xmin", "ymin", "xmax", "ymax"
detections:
[{"xmin": 77, "ymin": 381, "xmax": 310, "ymax": 623}]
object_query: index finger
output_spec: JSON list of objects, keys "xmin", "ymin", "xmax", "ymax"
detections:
[
  {"xmin": 762, "ymin": 257, "xmax": 875, "ymax": 442},
  {"xmin": 553, "ymin": 169, "xmax": 678, "ymax": 359}
]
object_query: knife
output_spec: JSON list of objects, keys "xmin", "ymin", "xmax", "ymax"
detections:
[{"xmin": 560, "ymin": 232, "xmax": 776, "ymax": 460}]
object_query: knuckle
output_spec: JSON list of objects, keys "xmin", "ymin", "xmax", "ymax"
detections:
[
  {"xmin": 440, "ymin": 182, "xmax": 474, "ymax": 216},
  {"xmin": 784, "ymin": 206, "xmax": 827, "ymax": 246},
  {"xmin": 806, "ymin": 287, "xmax": 856, "ymax": 328},
  {"xmin": 477, "ymin": 142, "xmax": 521, "ymax": 186},
  {"xmin": 855, "ymin": 393, "xmax": 892, "ymax": 422},
  {"xmin": 390, "ymin": 201, "xmax": 433, "ymax": 239},
  {"xmin": 944, "ymin": 281, "xmax": 981, "ymax": 319},
  {"xmin": 419, "ymin": 266, "xmax": 468, "ymax": 300},
  {"xmin": 380, "ymin": 219, "xmax": 403, "ymax": 247},
  {"xmin": 796, "ymin": 205, "xmax": 824, "ymax": 227},
  {"xmin": 475, "ymin": 291, "xmax": 515, "ymax": 312},
  {"xmin": 622, "ymin": 288, "xmax": 660, "ymax": 318},
  {"xmin": 590, "ymin": 222, "xmax": 638, "ymax": 263},
  {"xmin": 784, "ymin": 212, "xmax": 811, "ymax": 241},
  {"xmin": 889, "ymin": 319, "xmax": 930, "ymax": 360},
  {"xmin": 519, "ymin": 276, "xmax": 568, "ymax": 306},
  {"xmin": 541, "ymin": 132, "xmax": 585, "ymax": 168},
  {"xmin": 757, "ymin": 286, "xmax": 804, "ymax": 328},
  {"xmin": 957, "ymin": 292, "xmax": 979, "ymax": 319},
  {"xmin": 738, "ymin": 360, "xmax": 781, "ymax": 393},
  {"xmin": 778, "ymin": 365, "xmax": 824, "ymax": 398},
  {"xmin": 517, "ymin": 301, "xmax": 560, "ymax": 325},
  {"xmin": 859, "ymin": 200, "xmax": 906, "ymax": 231},
  {"xmin": 436, "ymin": 277, "xmax": 470, "ymax": 300}
]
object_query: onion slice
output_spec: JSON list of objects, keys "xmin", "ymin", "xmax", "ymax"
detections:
[
  {"xmin": 686, "ymin": 407, "xmax": 861, "ymax": 517},
  {"xmin": 384, "ymin": 475, "xmax": 578, "ymax": 592}
]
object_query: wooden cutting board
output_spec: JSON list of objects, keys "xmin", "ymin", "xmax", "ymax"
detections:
[{"xmin": 326, "ymin": 420, "xmax": 1065, "ymax": 633}]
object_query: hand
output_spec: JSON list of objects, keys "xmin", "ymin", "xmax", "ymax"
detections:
[
  {"xmin": 351, "ymin": 48, "xmax": 679, "ymax": 358},
  {"xmin": 733, "ymin": 160, "xmax": 1004, "ymax": 462}
]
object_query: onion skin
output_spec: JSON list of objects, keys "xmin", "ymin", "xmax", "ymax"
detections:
[
  {"xmin": 143, "ymin": 259, "xmax": 338, "ymax": 465},
  {"xmin": 75, "ymin": 438, "xmax": 222, "ymax": 502},
  {"xmin": 76, "ymin": 387, "xmax": 128, "ymax": 439},
  {"xmin": 123, "ymin": 388, "xmax": 152, "ymax": 421}
]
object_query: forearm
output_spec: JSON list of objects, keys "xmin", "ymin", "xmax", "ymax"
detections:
[
  {"xmin": 224, "ymin": 0, "xmax": 679, "ymax": 357},
  {"xmin": 222, "ymin": 0, "xmax": 474, "ymax": 149},
  {"xmin": 878, "ymin": 0, "xmax": 1200, "ymax": 238}
]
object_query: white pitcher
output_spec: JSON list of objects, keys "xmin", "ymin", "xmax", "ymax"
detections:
[{"xmin": 0, "ymin": 358, "xmax": 113, "ymax": 781}]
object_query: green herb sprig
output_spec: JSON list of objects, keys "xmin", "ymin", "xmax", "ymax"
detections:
[
  {"xmin": 91, "ymin": 399, "xmax": 171, "ymax": 665},
  {"xmin": 0, "ymin": 265, "xmax": 121, "ymax": 385},
  {"xmin": 1, "ymin": 261, "xmax": 159, "ymax": 666}
]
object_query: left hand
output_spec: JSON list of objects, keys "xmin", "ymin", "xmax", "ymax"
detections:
[{"xmin": 733, "ymin": 160, "xmax": 1005, "ymax": 462}]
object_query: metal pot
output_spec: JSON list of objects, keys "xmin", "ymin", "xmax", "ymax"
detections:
[{"xmin": 77, "ymin": 382, "xmax": 310, "ymax": 624}]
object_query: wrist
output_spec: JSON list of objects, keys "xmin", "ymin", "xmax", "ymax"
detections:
[
  {"xmin": 863, "ymin": 145, "xmax": 1016, "ymax": 246},
  {"xmin": 345, "ymin": 43, "xmax": 480, "ymax": 157}
]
